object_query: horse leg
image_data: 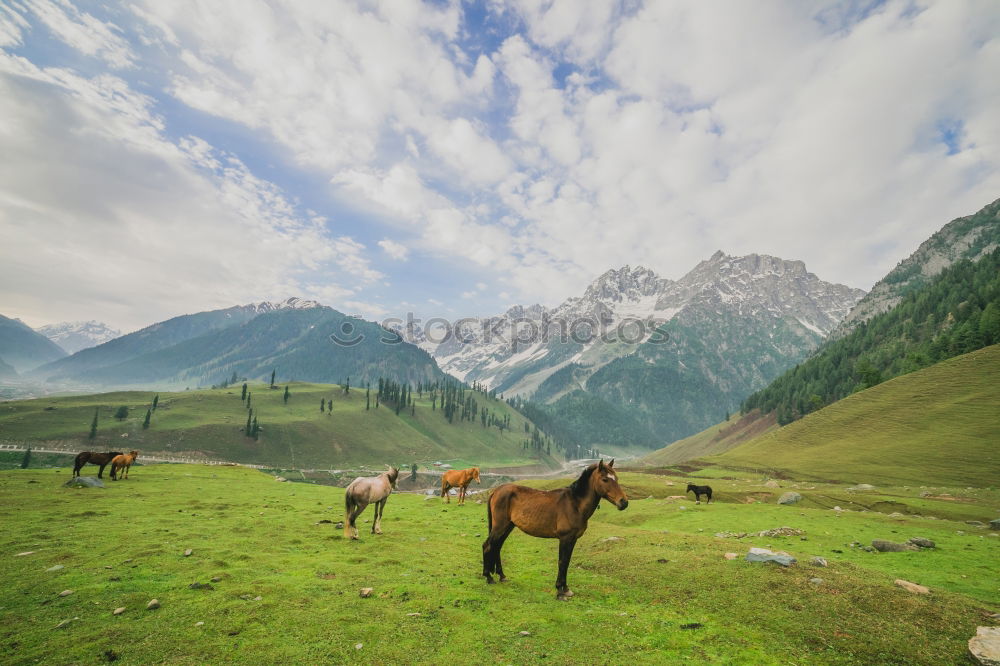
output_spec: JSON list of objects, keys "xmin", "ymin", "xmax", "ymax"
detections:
[
  {"xmin": 458, "ymin": 484, "xmax": 465, "ymax": 505},
  {"xmin": 483, "ymin": 516, "xmax": 514, "ymax": 584},
  {"xmin": 351, "ymin": 503, "xmax": 367, "ymax": 539},
  {"xmin": 372, "ymin": 499, "xmax": 384, "ymax": 535},
  {"xmin": 492, "ymin": 523, "xmax": 515, "ymax": 583},
  {"xmin": 555, "ymin": 536, "xmax": 578, "ymax": 600},
  {"xmin": 442, "ymin": 479, "xmax": 450, "ymax": 503},
  {"xmin": 97, "ymin": 462, "xmax": 106, "ymax": 479}
]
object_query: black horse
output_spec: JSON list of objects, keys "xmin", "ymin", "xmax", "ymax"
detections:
[
  {"xmin": 686, "ymin": 483, "xmax": 713, "ymax": 504},
  {"xmin": 73, "ymin": 451, "xmax": 123, "ymax": 479}
]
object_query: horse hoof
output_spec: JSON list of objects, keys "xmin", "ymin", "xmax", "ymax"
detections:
[
  {"xmin": 499, "ymin": 575, "xmax": 508, "ymax": 583},
  {"xmin": 485, "ymin": 576, "xmax": 496, "ymax": 585}
]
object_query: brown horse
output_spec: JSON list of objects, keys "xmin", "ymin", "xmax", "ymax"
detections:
[
  {"xmin": 109, "ymin": 451, "xmax": 139, "ymax": 481},
  {"xmin": 482, "ymin": 459, "xmax": 628, "ymax": 600},
  {"xmin": 344, "ymin": 467, "xmax": 399, "ymax": 540},
  {"xmin": 441, "ymin": 466, "xmax": 480, "ymax": 504},
  {"xmin": 73, "ymin": 451, "xmax": 123, "ymax": 479}
]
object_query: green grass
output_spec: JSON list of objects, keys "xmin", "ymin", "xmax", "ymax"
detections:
[
  {"xmin": 0, "ymin": 382, "xmax": 556, "ymax": 471},
  {"xmin": 641, "ymin": 410, "xmax": 779, "ymax": 467},
  {"xmin": 706, "ymin": 346, "xmax": 1000, "ymax": 486},
  {"xmin": 2, "ymin": 464, "xmax": 996, "ymax": 664}
]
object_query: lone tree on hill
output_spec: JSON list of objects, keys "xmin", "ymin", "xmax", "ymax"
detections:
[
  {"xmin": 88, "ymin": 408, "xmax": 98, "ymax": 439},
  {"xmin": 251, "ymin": 416, "xmax": 259, "ymax": 440},
  {"xmin": 152, "ymin": 394, "xmax": 159, "ymax": 410},
  {"xmin": 20, "ymin": 447, "xmax": 31, "ymax": 469},
  {"xmin": 142, "ymin": 409, "xmax": 151, "ymax": 429},
  {"xmin": 245, "ymin": 409, "xmax": 252, "ymax": 435},
  {"xmin": 241, "ymin": 383, "xmax": 248, "ymax": 401},
  {"xmin": 345, "ymin": 377, "xmax": 350, "ymax": 395},
  {"xmin": 410, "ymin": 463, "xmax": 418, "ymax": 481},
  {"xmin": 270, "ymin": 369, "xmax": 276, "ymax": 388},
  {"xmin": 327, "ymin": 399, "xmax": 332, "ymax": 413},
  {"xmin": 114, "ymin": 406, "xmax": 129, "ymax": 421},
  {"xmin": 320, "ymin": 398, "xmax": 325, "ymax": 412},
  {"xmin": 284, "ymin": 386, "xmax": 290, "ymax": 404}
]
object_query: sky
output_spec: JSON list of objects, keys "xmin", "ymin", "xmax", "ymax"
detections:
[{"xmin": 2, "ymin": 0, "xmax": 999, "ymax": 333}]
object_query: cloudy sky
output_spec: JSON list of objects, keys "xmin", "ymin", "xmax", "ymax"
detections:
[{"xmin": 2, "ymin": 0, "xmax": 999, "ymax": 332}]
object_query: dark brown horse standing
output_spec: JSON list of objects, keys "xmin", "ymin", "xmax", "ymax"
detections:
[
  {"xmin": 441, "ymin": 466, "xmax": 480, "ymax": 504},
  {"xmin": 483, "ymin": 459, "xmax": 628, "ymax": 600},
  {"xmin": 73, "ymin": 451, "xmax": 123, "ymax": 479}
]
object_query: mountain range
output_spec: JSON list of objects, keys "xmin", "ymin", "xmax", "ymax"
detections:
[
  {"xmin": 0, "ymin": 314, "xmax": 66, "ymax": 374},
  {"xmin": 34, "ymin": 320, "xmax": 121, "ymax": 354}
]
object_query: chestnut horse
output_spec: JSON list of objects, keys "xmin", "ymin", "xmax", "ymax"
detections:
[
  {"xmin": 482, "ymin": 459, "xmax": 628, "ymax": 600},
  {"xmin": 441, "ymin": 466, "xmax": 480, "ymax": 504},
  {"xmin": 109, "ymin": 451, "xmax": 139, "ymax": 481},
  {"xmin": 344, "ymin": 467, "xmax": 399, "ymax": 540},
  {"xmin": 73, "ymin": 451, "xmax": 123, "ymax": 479}
]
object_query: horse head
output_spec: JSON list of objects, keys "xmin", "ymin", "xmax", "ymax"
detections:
[
  {"xmin": 129, "ymin": 450, "xmax": 139, "ymax": 460},
  {"xmin": 387, "ymin": 466, "xmax": 399, "ymax": 489},
  {"xmin": 593, "ymin": 459, "xmax": 628, "ymax": 511},
  {"xmin": 472, "ymin": 467, "xmax": 481, "ymax": 483}
]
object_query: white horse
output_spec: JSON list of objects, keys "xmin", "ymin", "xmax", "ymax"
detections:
[{"xmin": 344, "ymin": 467, "xmax": 399, "ymax": 540}]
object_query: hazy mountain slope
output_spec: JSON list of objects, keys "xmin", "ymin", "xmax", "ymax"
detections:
[
  {"xmin": 68, "ymin": 306, "xmax": 445, "ymax": 389},
  {"xmin": 0, "ymin": 314, "xmax": 67, "ymax": 372},
  {"xmin": 835, "ymin": 197, "xmax": 1000, "ymax": 334},
  {"xmin": 0, "ymin": 356, "xmax": 18, "ymax": 379},
  {"xmin": 35, "ymin": 320, "xmax": 121, "ymax": 354},
  {"xmin": 640, "ymin": 410, "xmax": 779, "ymax": 467},
  {"xmin": 712, "ymin": 345, "xmax": 1000, "ymax": 487}
]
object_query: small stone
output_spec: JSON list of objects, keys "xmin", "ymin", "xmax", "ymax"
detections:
[
  {"xmin": 359, "ymin": 587, "xmax": 374, "ymax": 598},
  {"xmin": 968, "ymin": 626, "xmax": 1000, "ymax": 665},
  {"xmin": 183, "ymin": 549, "xmax": 193, "ymax": 557},
  {"xmin": 55, "ymin": 617, "xmax": 78, "ymax": 629},
  {"xmin": 113, "ymin": 607, "xmax": 126, "ymax": 615},
  {"xmin": 195, "ymin": 621, "xmax": 204, "ymax": 626},
  {"xmin": 764, "ymin": 480, "xmax": 780, "ymax": 488},
  {"xmin": 47, "ymin": 565, "xmax": 64, "ymax": 572},
  {"xmin": 810, "ymin": 556, "xmax": 828, "ymax": 567},
  {"xmin": 809, "ymin": 577, "xmax": 824, "ymax": 585},
  {"xmin": 519, "ymin": 631, "xmax": 531, "ymax": 636},
  {"xmin": 724, "ymin": 553, "xmax": 738, "ymax": 560},
  {"xmin": 872, "ymin": 539, "xmax": 917, "ymax": 552},
  {"xmin": 14, "ymin": 551, "xmax": 35, "ymax": 557},
  {"xmin": 894, "ymin": 579, "xmax": 930, "ymax": 595},
  {"xmin": 146, "ymin": 599, "xmax": 160, "ymax": 610},
  {"xmin": 907, "ymin": 537, "xmax": 935, "ymax": 549},
  {"xmin": 406, "ymin": 612, "xmax": 421, "ymax": 617},
  {"xmin": 58, "ymin": 590, "xmax": 73, "ymax": 597},
  {"xmin": 746, "ymin": 547, "xmax": 796, "ymax": 567},
  {"xmin": 777, "ymin": 492, "xmax": 802, "ymax": 505},
  {"xmin": 600, "ymin": 536, "xmax": 623, "ymax": 543},
  {"xmin": 355, "ymin": 643, "xmax": 363, "ymax": 650},
  {"xmin": 188, "ymin": 582, "xmax": 214, "ymax": 590}
]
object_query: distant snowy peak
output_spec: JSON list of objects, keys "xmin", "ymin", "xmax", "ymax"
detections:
[
  {"xmin": 582, "ymin": 265, "xmax": 672, "ymax": 303},
  {"xmin": 248, "ymin": 297, "xmax": 323, "ymax": 313},
  {"xmin": 36, "ymin": 320, "xmax": 121, "ymax": 354}
]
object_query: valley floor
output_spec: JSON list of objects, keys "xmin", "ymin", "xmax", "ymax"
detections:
[{"xmin": 2, "ymin": 464, "xmax": 998, "ymax": 664}]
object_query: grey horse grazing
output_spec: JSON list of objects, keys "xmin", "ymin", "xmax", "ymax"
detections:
[{"xmin": 344, "ymin": 467, "xmax": 399, "ymax": 540}]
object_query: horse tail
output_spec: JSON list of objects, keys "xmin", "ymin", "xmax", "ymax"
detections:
[
  {"xmin": 486, "ymin": 490, "xmax": 493, "ymax": 534},
  {"xmin": 344, "ymin": 491, "xmax": 354, "ymax": 523}
]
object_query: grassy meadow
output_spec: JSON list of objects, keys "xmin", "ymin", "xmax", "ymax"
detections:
[
  {"xmin": 0, "ymin": 382, "xmax": 555, "ymax": 471},
  {"xmin": 1, "ymin": 464, "xmax": 997, "ymax": 664}
]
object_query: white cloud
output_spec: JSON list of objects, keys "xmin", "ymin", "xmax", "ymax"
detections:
[
  {"xmin": 22, "ymin": 0, "xmax": 135, "ymax": 68},
  {"xmin": 378, "ymin": 239, "xmax": 410, "ymax": 261},
  {"xmin": 0, "ymin": 54, "xmax": 380, "ymax": 330}
]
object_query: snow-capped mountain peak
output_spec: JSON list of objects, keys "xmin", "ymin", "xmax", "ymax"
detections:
[
  {"xmin": 248, "ymin": 297, "xmax": 323, "ymax": 313},
  {"xmin": 36, "ymin": 320, "xmax": 122, "ymax": 354}
]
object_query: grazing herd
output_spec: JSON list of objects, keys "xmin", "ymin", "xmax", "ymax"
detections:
[{"xmin": 68, "ymin": 451, "xmax": 712, "ymax": 600}]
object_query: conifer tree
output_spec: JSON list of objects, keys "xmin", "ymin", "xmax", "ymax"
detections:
[
  {"xmin": 251, "ymin": 416, "xmax": 259, "ymax": 439},
  {"xmin": 241, "ymin": 383, "xmax": 248, "ymax": 401},
  {"xmin": 152, "ymin": 394, "xmax": 159, "ymax": 410},
  {"xmin": 345, "ymin": 377, "xmax": 350, "ymax": 395},
  {"xmin": 321, "ymin": 398, "xmax": 325, "ymax": 412},
  {"xmin": 270, "ymin": 369, "xmax": 276, "ymax": 388},
  {"xmin": 143, "ymin": 409, "xmax": 151, "ymax": 429},
  {"xmin": 245, "ymin": 410, "xmax": 252, "ymax": 434},
  {"xmin": 89, "ymin": 408, "xmax": 98, "ymax": 440},
  {"xmin": 366, "ymin": 386, "xmax": 370, "ymax": 410},
  {"xmin": 20, "ymin": 447, "xmax": 31, "ymax": 469},
  {"xmin": 284, "ymin": 385, "xmax": 290, "ymax": 404}
]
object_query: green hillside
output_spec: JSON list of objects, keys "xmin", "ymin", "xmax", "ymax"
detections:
[
  {"xmin": 640, "ymin": 409, "xmax": 779, "ymax": 467},
  {"xmin": 0, "ymin": 314, "xmax": 66, "ymax": 373},
  {"xmin": 0, "ymin": 382, "xmax": 556, "ymax": 471},
  {"xmin": 1, "ymin": 464, "xmax": 996, "ymax": 664},
  {"xmin": 708, "ymin": 345, "xmax": 1000, "ymax": 486}
]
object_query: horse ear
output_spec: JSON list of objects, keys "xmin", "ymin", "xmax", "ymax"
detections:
[
  {"xmin": 598, "ymin": 459, "xmax": 606, "ymax": 471},
  {"xmin": 608, "ymin": 458, "xmax": 615, "ymax": 468}
]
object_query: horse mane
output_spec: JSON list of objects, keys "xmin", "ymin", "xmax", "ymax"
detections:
[
  {"xmin": 568, "ymin": 463, "xmax": 597, "ymax": 498},
  {"xmin": 387, "ymin": 467, "xmax": 399, "ymax": 482}
]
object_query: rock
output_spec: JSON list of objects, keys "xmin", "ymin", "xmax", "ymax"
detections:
[
  {"xmin": 113, "ymin": 607, "xmax": 125, "ymax": 615},
  {"xmin": 894, "ymin": 579, "xmax": 930, "ymax": 594},
  {"xmin": 14, "ymin": 551, "xmax": 35, "ymax": 557},
  {"xmin": 764, "ymin": 480, "xmax": 781, "ymax": 488},
  {"xmin": 919, "ymin": 490, "xmax": 932, "ymax": 497},
  {"xmin": 809, "ymin": 577, "xmax": 824, "ymax": 585},
  {"xmin": 777, "ymin": 492, "xmax": 802, "ymax": 505},
  {"xmin": 63, "ymin": 477, "xmax": 105, "ymax": 488},
  {"xmin": 406, "ymin": 612, "xmax": 421, "ymax": 617},
  {"xmin": 46, "ymin": 565, "xmax": 64, "ymax": 572},
  {"xmin": 210, "ymin": 576, "xmax": 222, "ymax": 583},
  {"xmin": 872, "ymin": 539, "xmax": 918, "ymax": 552},
  {"xmin": 888, "ymin": 512, "xmax": 905, "ymax": 519},
  {"xmin": 188, "ymin": 582, "xmax": 214, "ymax": 590},
  {"xmin": 253, "ymin": 596, "xmax": 262, "ymax": 601},
  {"xmin": 832, "ymin": 506, "xmax": 843, "ymax": 512},
  {"xmin": 146, "ymin": 599, "xmax": 160, "ymax": 610},
  {"xmin": 680, "ymin": 623, "xmax": 704, "ymax": 630},
  {"xmin": 758, "ymin": 527, "xmax": 805, "ymax": 537},
  {"xmin": 183, "ymin": 549, "xmax": 193, "ymax": 557},
  {"xmin": 317, "ymin": 519, "xmax": 333, "ymax": 524},
  {"xmin": 848, "ymin": 484, "xmax": 876, "ymax": 491},
  {"xmin": 275, "ymin": 477, "xmax": 287, "ymax": 482},
  {"xmin": 195, "ymin": 621, "xmax": 204, "ymax": 626},
  {"xmin": 907, "ymin": 537, "xmax": 935, "ymax": 549},
  {"xmin": 679, "ymin": 506, "xmax": 686, "ymax": 510},
  {"xmin": 58, "ymin": 589, "xmax": 73, "ymax": 597},
  {"xmin": 746, "ymin": 547, "xmax": 796, "ymax": 567},
  {"xmin": 810, "ymin": 556, "xmax": 828, "ymax": 567},
  {"xmin": 239, "ymin": 594, "xmax": 254, "ymax": 600},
  {"xmin": 359, "ymin": 587, "xmax": 374, "ymax": 598},
  {"xmin": 519, "ymin": 631, "xmax": 531, "ymax": 636},
  {"xmin": 990, "ymin": 519, "xmax": 1000, "ymax": 530},
  {"xmin": 600, "ymin": 536, "xmax": 623, "ymax": 543},
  {"xmin": 966, "ymin": 521, "xmax": 987, "ymax": 528},
  {"xmin": 724, "ymin": 553, "xmax": 738, "ymax": 560},
  {"xmin": 55, "ymin": 617, "xmax": 79, "ymax": 629},
  {"xmin": 968, "ymin": 626, "xmax": 1000, "ymax": 665}
]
